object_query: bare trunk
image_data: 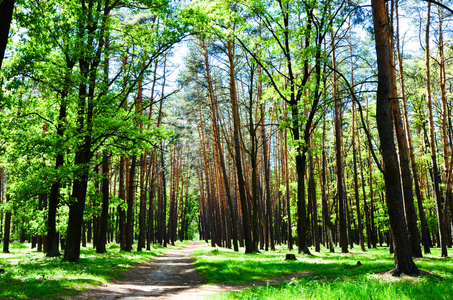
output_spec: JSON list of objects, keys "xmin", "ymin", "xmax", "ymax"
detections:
[
  {"xmin": 2, "ymin": 195, "xmax": 11, "ymax": 253},
  {"xmin": 425, "ymin": 3, "xmax": 447, "ymax": 257},
  {"xmin": 395, "ymin": 1, "xmax": 430, "ymax": 255},
  {"xmin": 97, "ymin": 153, "xmax": 109, "ymax": 254},
  {"xmin": 371, "ymin": 0, "xmax": 419, "ymax": 274}
]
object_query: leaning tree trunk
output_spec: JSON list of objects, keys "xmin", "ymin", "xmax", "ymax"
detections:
[{"xmin": 371, "ymin": 0, "xmax": 419, "ymax": 275}]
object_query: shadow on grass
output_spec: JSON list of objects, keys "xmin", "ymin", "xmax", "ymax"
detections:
[
  {"xmin": 194, "ymin": 246, "xmax": 453, "ymax": 300},
  {"xmin": 194, "ymin": 258, "xmax": 394, "ymax": 284},
  {"xmin": 1, "ymin": 277, "xmax": 99, "ymax": 300}
]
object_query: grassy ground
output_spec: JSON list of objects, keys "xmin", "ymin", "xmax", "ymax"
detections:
[
  {"xmin": 0, "ymin": 241, "xmax": 185, "ymax": 299},
  {"xmin": 193, "ymin": 244, "xmax": 453, "ymax": 300}
]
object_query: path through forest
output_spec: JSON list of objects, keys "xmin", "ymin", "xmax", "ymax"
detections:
[{"xmin": 71, "ymin": 241, "xmax": 312, "ymax": 299}]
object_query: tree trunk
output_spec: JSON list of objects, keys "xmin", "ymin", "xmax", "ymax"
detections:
[
  {"xmin": 371, "ymin": 0, "xmax": 419, "ymax": 275},
  {"xmin": 202, "ymin": 38, "xmax": 242, "ymax": 252},
  {"xmin": 437, "ymin": 4, "xmax": 453, "ymax": 249},
  {"xmin": 47, "ymin": 151, "xmax": 63, "ymax": 257},
  {"xmin": 425, "ymin": 3, "xmax": 447, "ymax": 257},
  {"xmin": 118, "ymin": 157, "xmax": 127, "ymax": 250},
  {"xmin": 388, "ymin": 0, "xmax": 422, "ymax": 258},
  {"xmin": 137, "ymin": 154, "xmax": 147, "ymax": 251},
  {"xmin": 125, "ymin": 156, "xmax": 136, "ymax": 251},
  {"xmin": 97, "ymin": 152, "xmax": 109, "ymax": 254},
  {"xmin": 0, "ymin": 0, "xmax": 15, "ymax": 70},
  {"xmin": 2, "ymin": 195, "xmax": 11, "ymax": 253},
  {"xmin": 350, "ymin": 50, "xmax": 366, "ymax": 251},
  {"xmin": 284, "ymin": 111, "xmax": 293, "ymax": 250},
  {"xmin": 332, "ymin": 26, "xmax": 348, "ymax": 253},
  {"xmin": 260, "ymin": 94, "xmax": 275, "ymax": 251},
  {"xmin": 64, "ymin": 148, "xmax": 90, "ymax": 262},
  {"xmin": 395, "ymin": 1, "xmax": 430, "ymax": 255},
  {"xmin": 321, "ymin": 112, "xmax": 334, "ymax": 252},
  {"xmin": 147, "ymin": 154, "xmax": 157, "ymax": 249}
]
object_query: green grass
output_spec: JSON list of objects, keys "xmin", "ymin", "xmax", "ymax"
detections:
[
  {"xmin": 0, "ymin": 241, "xmax": 185, "ymax": 299},
  {"xmin": 193, "ymin": 244, "xmax": 453, "ymax": 299}
]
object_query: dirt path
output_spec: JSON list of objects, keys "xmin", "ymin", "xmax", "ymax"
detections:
[{"xmin": 70, "ymin": 241, "xmax": 312, "ymax": 299}]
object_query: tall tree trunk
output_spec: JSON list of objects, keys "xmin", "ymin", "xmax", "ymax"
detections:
[
  {"xmin": 147, "ymin": 154, "xmax": 157, "ymax": 249},
  {"xmin": 321, "ymin": 112, "xmax": 334, "ymax": 252},
  {"xmin": 395, "ymin": 0, "xmax": 430, "ymax": 255},
  {"xmin": 225, "ymin": 37, "xmax": 244, "ymax": 252},
  {"xmin": 357, "ymin": 121, "xmax": 371, "ymax": 249},
  {"xmin": 437, "ymin": 3, "xmax": 453, "ymax": 248},
  {"xmin": 118, "ymin": 157, "xmax": 127, "ymax": 250},
  {"xmin": 425, "ymin": 3, "xmax": 447, "ymax": 257},
  {"xmin": 137, "ymin": 68, "xmax": 147, "ymax": 251},
  {"xmin": 371, "ymin": 0, "xmax": 419, "ymax": 275},
  {"xmin": 284, "ymin": 108, "xmax": 293, "ymax": 250},
  {"xmin": 349, "ymin": 36, "xmax": 366, "ymax": 251},
  {"xmin": 2, "ymin": 195, "xmax": 11, "ymax": 253},
  {"xmin": 203, "ymin": 38, "xmax": 243, "ymax": 252},
  {"xmin": 331, "ymin": 23, "xmax": 348, "ymax": 253},
  {"xmin": 125, "ymin": 156, "xmax": 136, "ymax": 251},
  {"xmin": 389, "ymin": 0, "xmax": 422, "ymax": 258},
  {"xmin": 64, "ymin": 48, "xmax": 96, "ymax": 261},
  {"xmin": 47, "ymin": 58, "xmax": 74, "ymax": 257},
  {"xmin": 97, "ymin": 153, "xmax": 109, "ymax": 254},
  {"xmin": 64, "ymin": 147, "xmax": 90, "ymax": 261},
  {"xmin": 47, "ymin": 152, "xmax": 64, "ymax": 257},
  {"xmin": 308, "ymin": 152, "xmax": 320, "ymax": 252},
  {"xmin": 259, "ymin": 77, "xmax": 274, "ymax": 250},
  {"xmin": 137, "ymin": 153, "xmax": 147, "ymax": 251}
]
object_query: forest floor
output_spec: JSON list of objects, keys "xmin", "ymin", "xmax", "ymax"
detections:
[{"xmin": 69, "ymin": 240, "xmax": 313, "ymax": 299}]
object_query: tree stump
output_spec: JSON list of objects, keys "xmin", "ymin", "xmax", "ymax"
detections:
[{"xmin": 285, "ymin": 254, "xmax": 297, "ymax": 261}]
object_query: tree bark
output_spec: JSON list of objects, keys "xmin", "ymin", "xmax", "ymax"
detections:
[
  {"xmin": 331, "ymin": 23, "xmax": 348, "ymax": 253},
  {"xmin": 118, "ymin": 157, "xmax": 127, "ymax": 250},
  {"xmin": 2, "ymin": 195, "xmax": 11, "ymax": 253},
  {"xmin": 425, "ymin": 3, "xmax": 447, "ymax": 257},
  {"xmin": 395, "ymin": 1, "xmax": 431, "ymax": 255},
  {"xmin": 387, "ymin": 0, "xmax": 422, "ymax": 258},
  {"xmin": 371, "ymin": 0, "xmax": 419, "ymax": 275},
  {"xmin": 125, "ymin": 156, "xmax": 136, "ymax": 251}
]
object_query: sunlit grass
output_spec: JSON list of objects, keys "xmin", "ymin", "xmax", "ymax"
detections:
[
  {"xmin": 0, "ymin": 241, "xmax": 185, "ymax": 299},
  {"xmin": 194, "ymin": 244, "xmax": 453, "ymax": 299}
]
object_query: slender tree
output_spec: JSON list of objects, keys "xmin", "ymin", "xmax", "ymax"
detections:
[{"xmin": 425, "ymin": 2, "xmax": 447, "ymax": 257}]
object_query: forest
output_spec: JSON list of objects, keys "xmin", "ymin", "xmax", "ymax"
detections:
[{"xmin": 0, "ymin": 0, "xmax": 453, "ymax": 298}]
